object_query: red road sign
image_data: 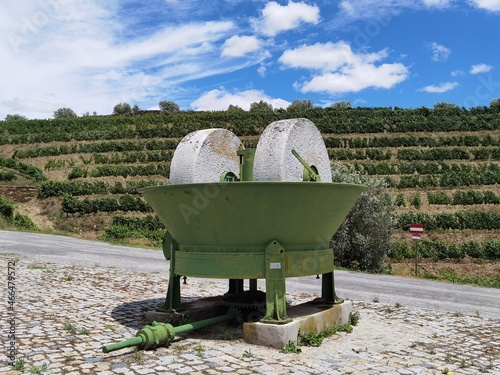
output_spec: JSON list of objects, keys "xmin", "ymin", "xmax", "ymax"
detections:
[{"xmin": 410, "ymin": 223, "xmax": 424, "ymax": 240}]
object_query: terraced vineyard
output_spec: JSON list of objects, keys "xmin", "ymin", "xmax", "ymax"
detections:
[{"xmin": 1, "ymin": 108, "xmax": 499, "ymax": 275}]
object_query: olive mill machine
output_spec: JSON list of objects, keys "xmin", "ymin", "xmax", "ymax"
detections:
[{"xmin": 103, "ymin": 118, "xmax": 366, "ymax": 353}]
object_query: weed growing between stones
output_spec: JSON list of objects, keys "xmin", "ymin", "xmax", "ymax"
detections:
[
  {"xmin": 13, "ymin": 358, "xmax": 25, "ymax": 371},
  {"xmin": 220, "ymin": 327, "xmax": 233, "ymax": 340},
  {"xmin": 242, "ymin": 350, "xmax": 254, "ymax": 359},
  {"xmin": 280, "ymin": 341, "xmax": 302, "ymax": 354},
  {"xmin": 193, "ymin": 344, "xmax": 205, "ymax": 357},
  {"xmin": 295, "ymin": 321, "xmax": 356, "ymax": 349},
  {"xmin": 28, "ymin": 363, "xmax": 49, "ymax": 374}
]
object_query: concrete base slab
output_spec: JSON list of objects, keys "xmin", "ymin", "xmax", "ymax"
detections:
[
  {"xmin": 144, "ymin": 296, "xmax": 352, "ymax": 350},
  {"xmin": 243, "ymin": 300, "xmax": 352, "ymax": 349}
]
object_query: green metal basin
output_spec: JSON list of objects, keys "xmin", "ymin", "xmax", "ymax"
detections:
[{"xmin": 140, "ymin": 182, "xmax": 365, "ymax": 278}]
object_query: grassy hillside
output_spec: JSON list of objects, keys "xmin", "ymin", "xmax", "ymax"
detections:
[{"xmin": 1, "ymin": 108, "xmax": 499, "ymax": 269}]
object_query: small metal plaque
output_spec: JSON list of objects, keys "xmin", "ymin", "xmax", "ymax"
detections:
[{"xmin": 269, "ymin": 262, "xmax": 282, "ymax": 270}]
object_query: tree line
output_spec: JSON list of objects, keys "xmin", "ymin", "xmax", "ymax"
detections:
[{"xmin": 4, "ymin": 98, "xmax": 500, "ymax": 121}]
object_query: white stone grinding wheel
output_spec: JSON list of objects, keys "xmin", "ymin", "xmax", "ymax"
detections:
[
  {"xmin": 253, "ymin": 118, "xmax": 332, "ymax": 182},
  {"xmin": 169, "ymin": 129, "xmax": 243, "ymax": 185}
]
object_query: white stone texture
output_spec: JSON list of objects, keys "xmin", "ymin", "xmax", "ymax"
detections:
[
  {"xmin": 253, "ymin": 118, "xmax": 332, "ymax": 182},
  {"xmin": 169, "ymin": 129, "xmax": 242, "ymax": 185}
]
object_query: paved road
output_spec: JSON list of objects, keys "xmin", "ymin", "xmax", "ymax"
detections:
[{"xmin": 1, "ymin": 230, "xmax": 499, "ymax": 319}]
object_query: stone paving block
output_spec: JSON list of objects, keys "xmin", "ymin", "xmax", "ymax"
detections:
[{"xmin": 1, "ymin": 260, "xmax": 499, "ymax": 375}]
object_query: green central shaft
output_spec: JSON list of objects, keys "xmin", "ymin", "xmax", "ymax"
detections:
[
  {"xmin": 102, "ymin": 310, "xmax": 238, "ymax": 353},
  {"xmin": 102, "ymin": 337, "xmax": 143, "ymax": 353},
  {"xmin": 173, "ymin": 310, "xmax": 238, "ymax": 335}
]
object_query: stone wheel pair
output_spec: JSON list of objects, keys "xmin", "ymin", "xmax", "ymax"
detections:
[{"xmin": 169, "ymin": 118, "xmax": 332, "ymax": 184}]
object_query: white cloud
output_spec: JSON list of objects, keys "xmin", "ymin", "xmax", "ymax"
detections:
[
  {"xmin": 190, "ymin": 88, "xmax": 290, "ymax": 110},
  {"xmin": 423, "ymin": 0, "xmax": 451, "ymax": 8},
  {"xmin": 251, "ymin": 1, "xmax": 320, "ymax": 37},
  {"xmin": 331, "ymin": 0, "xmax": 413, "ymax": 28},
  {"xmin": 430, "ymin": 42, "xmax": 451, "ymax": 62},
  {"xmin": 451, "ymin": 69, "xmax": 465, "ymax": 77},
  {"xmin": 330, "ymin": 0, "xmax": 452, "ymax": 28},
  {"xmin": 418, "ymin": 81, "xmax": 459, "ymax": 93},
  {"xmin": 1, "ymin": 2, "xmax": 283, "ymax": 119},
  {"xmin": 257, "ymin": 62, "xmax": 271, "ymax": 77},
  {"xmin": 279, "ymin": 41, "xmax": 409, "ymax": 94},
  {"xmin": 470, "ymin": 63, "xmax": 493, "ymax": 74},
  {"xmin": 221, "ymin": 35, "xmax": 262, "ymax": 57},
  {"xmin": 469, "ymin": 0, "xmax": 500, "ymax": 12}
]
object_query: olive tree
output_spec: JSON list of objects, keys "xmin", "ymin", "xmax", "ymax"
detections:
[
  {"xmin": 53, "ymin": 108, "xmax": 77, "ymax": 119},
  {"xmin": 159, "ymin": 101, "xmax": 179, "ymax": 113},
  {"xmin": 4, "ymin": 114, "xmax": 27, "ymax": 121},
  {"xmin": 330, "ymin": 101, "xmax": 351, "ymax": 109},
  {"xmin": 250, "ymin": 100, "xmax": 273, "ymax": 111},
  {"xmin": 227, "ymin": 104, "xmax": 244, "ymax": 112},
  {"xmin": 287, "ymin": 99, "xmax": 314, "ymax": 110},
  {"xmin": 490, "ymin": 98, "xmax": 500, "ymax": 112},
  {"xmin": 330, "ymin": 162, "xmax": 394, "ymax": 273},
  {"xmin": 113, "ymin": 103, "xmax": 132, "ymax": 115}
]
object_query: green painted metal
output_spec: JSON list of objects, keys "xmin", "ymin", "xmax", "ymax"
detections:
[
  {"xmin": 140, "ymin": 181, "xmax": 365, "ymax": 323},
  {"xmin": 157, "ymin": 242, "xmax": 181, "ymax": 312},
  {"xmin": 171, "ymin": 248, "xmax": 335, "ymax": 278},
  {"xmin": 321, "ymin": 271, "xmax": 344, "ymax": 304},
  {"xmin": 237, "ymin": 148, "xmax": 255, "ymax": 182},
  {"xmin": 262, "ymin": 240, "xmax": 291, "ymax": 324},
  {"xmin": 220, "ymin": 171, "xmax": 238, "ymax": 182},
  {"xmin": 102, "ymin": 321, "xmax": 174, "ymax": 353},
  {"xmin": 291, "ymin": 149, "xmax": 321, "ymax": 182},
  {"xmin": 140, "ymin": 182, "xmax": 365, "ymax": 254},
  {"xmin": 139, "ymin": 143, "xmax": 366, "ymax": 325},
  {"xmin": 162, "ymin": 231, "xmax": 173, "ymax": 261},
  {"xmin": 102, "ymin": 310, "xmax": 238, "ymax": 353}
]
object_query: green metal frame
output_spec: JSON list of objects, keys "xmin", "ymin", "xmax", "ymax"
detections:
[
  {"xmin": 156, "ymin": 238, "xmax": 181, "ymax": 312},
  {"xmin": 140, "ymin": 147, "xmax": 366, "ymax": 324},
  {"xmin": 262, "ymin": 240, "xmax": 291, "ymax": 324}
]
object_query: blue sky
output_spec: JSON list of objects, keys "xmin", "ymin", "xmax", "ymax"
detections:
[{"xmin": 1, "ymin": 0, "xmax": 499, "ymax": 119}]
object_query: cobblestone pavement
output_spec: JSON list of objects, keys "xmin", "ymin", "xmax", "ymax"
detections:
[{"xmin": 1, "ymin": 258, "xmax": 499, "ymax": 375}]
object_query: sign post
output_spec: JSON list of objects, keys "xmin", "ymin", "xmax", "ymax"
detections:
[{"xmin": 409, "ymin": 224, "xmax": 424, "ymax": 276}]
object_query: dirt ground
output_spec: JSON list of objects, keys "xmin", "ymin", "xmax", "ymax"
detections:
[{"xmin": 389, "ymin": 256, "xmax": 500, "ymax": 280}]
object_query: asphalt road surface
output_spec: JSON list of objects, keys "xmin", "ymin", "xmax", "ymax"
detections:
[{"xmin": 1, "ymin": 230, "xmax": 498, "ymax": 319}]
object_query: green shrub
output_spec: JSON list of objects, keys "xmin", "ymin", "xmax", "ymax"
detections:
[
  {"xmin": 103, "ymin": 215, "xmax": 165, "ymax": 246},
  {"xmin": 461, "ymin": 241, "xmax": 484, "ymax": 258},
  {"xmin": 330, "ymin": 162, "xmax": 394, "ymax": 273},
  {"xmin": 387, "ymin": 241, "xmax": 412, "ymax": 260},
  {"xmin": 0, "ymin": 196, "xmax": 14, "ymax": 218},
  {"xmin": 13, "ymin": 213, "xmax": 36, "ymax": 230},
  {"xmin": 427, "ymin": 191, "xmax": 451, "ymax": 205},
  {"xmin": 483, "ymin": 191, "xmax": 499, "ymax": 204},
  {"xmin": 394, "ymin": 193, "xmax": 406, "ymax": 207},
  {"xmin": 0, "ymin": 156, "xmax": 46, "ymax": 181},
  {"xmin": 0, "ymin": 171, "xmax": 16, "ymax": 181},
  {"xmin": 67, "ymin": 166, "xmax": 88, "ymax": 180},
  {"xmin": 483, "ymin": 240, "xmax": 500, "ymax": 260},
  {"xmin": 0, "ymin": 196, "xmax": 36, "ymax": 230},
  {"xmin": 410, "ymin": 193, "xmax": 422, "ymax": 209},
  {"xmin": 446, "ymin": 243, "xmax": 465, "ymax": 259}
]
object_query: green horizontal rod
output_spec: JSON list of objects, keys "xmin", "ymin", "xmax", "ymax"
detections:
[
  {"xmin": 102, "ymin": 336, "xmax": 143, "ymax": 353},
  {"xmin": 102, "ymin": 310, "xmax": 238, "ymax": 353},
  {"xmin": 173, "ymin": 310, "xmax": 238, "ymax": 335}
]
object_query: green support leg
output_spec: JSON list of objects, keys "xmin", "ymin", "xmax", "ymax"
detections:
[
  {"xmin": 321, "ymin": 271, "xmax": 344, "ymax": 304},
  {"xmin": 156, "ymin": 237, "xmax": 181, "ymax": 312},
  {"xmin": 262, "ymin": 240, "xmax": 292, "ymax": 324}
]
